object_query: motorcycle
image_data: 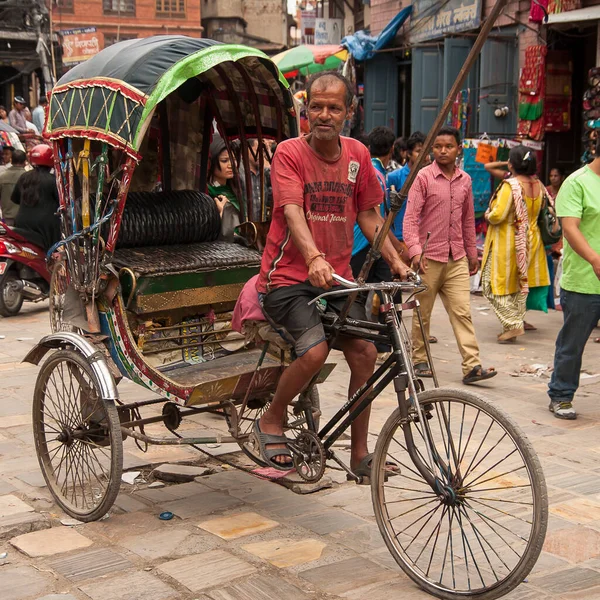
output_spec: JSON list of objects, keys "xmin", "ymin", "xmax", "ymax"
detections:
[{"xmin": 0, "ymin": 222, "xmax": 50, "ymax": 317}]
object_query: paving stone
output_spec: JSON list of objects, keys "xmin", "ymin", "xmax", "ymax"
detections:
[
  {"xmin": 291, "ymin": 508, "xmax": 366, "ymax": 535},
  {"xmin": 119, "ymin": 528, "xmax": 194, "ymax": 560},
  {"xmin": 113, "ymin": 493, "xmax": 149, "ymax": 513},
  {"xmin": 47, "ymin": 547, "xmax": 133, "ymax": 582},
  {"xmin": 158, "ymin": 549, "xmax": 256, "ymax": 592},
  {"xmin": 207, "ymin": 575, "xmax": 310, "ymax": 600},
  {"xmin": 135, "ymin": 481, "xmax": 211, "ymax": 503},
  {"xmin": 263, "ymin": 494, "xmax": 325, "ymax": 519},
  {"xmin": 11, "ymin": 526, "xmax": 93, "ymax": 557},
  {"xmin": 196, "ymin": 470, "xmax": 258, "ymax": 490},
  {"xmin": 0, "ymin": 511, "xmax": 50, "ymax": 541},
  {"xmin": 0, "ymin": 494, "xmax": 34, "ymax": 517},
  {"xmin": 161, "ymin": 491, "xmax": 243, "ymax": 519},
  {"xmin": 79, "ymin": 570, "xmax": 180, "ymax": 600},
  {"xmin": 0, "ymin": 478, "xmax": 17, "ymax": 495},
  {"xmin": 329, "ymin": 523, "xmax": 387, "ymax": 553},
  {"xmin": 241, "ymin": 537, "xmax": 326, "ymax": 568},
  {"xmin": 299, "ymin": 556, "xmax": 397, "ymax": 595},
  {"xmin": 550, "ymin": 497, "xmax": 600, "ymax": 524},
  {"xmin": 543, "ymin": 525, "xmax": 600, "ymax": 562},
  {"xmin": 14, "ymin": 470, "xmax": 46, "ymax": 488},
  {"xmin": 0, "ymin": 414, "xmax": 31, "ymax": 428},
  {"xmin": 3, "ymin": 565, "xmax": 52, "ymax": 600},
  {"xmin": 36, "ymin": 595, "xmax": 79, "ymax": 600},
  {"xmin": 154, "ymin": 463, "xmax": 213, "ymax": 482},
  {"xmin": 532, "ymin": 567, "xmax": 600, "ymax": 593},
  {"xmin": 197, "ymin": 511, "xmax": 279, "ymax": 540}
]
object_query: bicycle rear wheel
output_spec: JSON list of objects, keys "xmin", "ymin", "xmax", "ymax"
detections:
[{"xmin": 371, "ymin": 388, "xmax": 547, "ymax": 600}]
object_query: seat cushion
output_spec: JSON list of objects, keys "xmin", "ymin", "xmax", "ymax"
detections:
[
  {"xmin": 117, "ymin": 190, "xmax": 220, "ymax": 249},
  {"xmin": 113, "ymin": 240, "xmax": 262, "ymax": 276}
]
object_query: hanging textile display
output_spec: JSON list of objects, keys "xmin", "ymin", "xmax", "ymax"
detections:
[
  {"xmin": 582, "ymin": 67, "xmax": 600, "ymax": 164},
  {"xmin": 544, "ymin": 50, "xmax": 572, "ymax": 133},
  {"xmin": 447, "ymin": 90, "xmax": 470, "ymax": 140},
  {"xmin": 462, "ymin": 139, "xmax": 494, "ymax": 215},
  {"xmin": 517, "ymin": 45, "xmax": 547, "ymax": 141},
  {"xmin": 548, "ymin": 0, "xmax": 581, "ymax": 12},
  {"xmin": 529, "ymin": 0, "xmax": 549, "ymax": 23}
]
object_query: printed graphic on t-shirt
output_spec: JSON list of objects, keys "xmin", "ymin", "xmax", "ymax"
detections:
[{"xmin": 305, "ymin": 180, "xmax": 354, "ymax": 222}]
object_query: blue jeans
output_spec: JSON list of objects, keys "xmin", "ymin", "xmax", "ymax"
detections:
[{"xmin": 548, "ymin": 288, "xmax": 600, "ymax": 403}]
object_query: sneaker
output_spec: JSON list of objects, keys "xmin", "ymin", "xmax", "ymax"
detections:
[{"xmin": 549, "ymin": 401, "xmax": 577, "ymax": 420}]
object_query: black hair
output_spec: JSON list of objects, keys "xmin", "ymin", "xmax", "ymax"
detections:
[
  {"xmin": 39, "ymin": 96, "xmax": 48, "ymax": 105},
  {"xmin": 435, "ymin": 126, "xmax": 461, "ymax": 145},
  {"xmin": 306, "ymin": 71, "xmax": 354, "ymax": 109},
  {"xmin": 509, "ymin": 145, "xmax": 537, "ymax": 176},
  {"xmin": 208, "ymin": 135, "xmax": 228, "ymax": 179},
  {"xmin": 355, "ymin": 133, "xmax": 370, "ymax": 148},
  {"xmin": 392, "ymin": 137, "xmax": 407, "ymax": 163},
  {"xmin": 11, "ymin": 149, "xmax": 26, "ymax": 165},
  {"xmin": 18, "ymin": 166, "xmax": 53, "ymax": 207},
  {"xmin": 369, "ymin": 126, "xmax": 396, "ymax": 158},
  {"xmin": 0, "ymin": 105, "xmax": 6, "ymax": 114},
  {"xmin": 2, "ymin": 145, "xmax": 14, "ymax": 153},
  {"xmin": 549, "ymin": 166, "xmax": 563, "ymax": 176},
  {"xmin": 407, "ymin": 131, "xmax": 426, "ymax": 152}
]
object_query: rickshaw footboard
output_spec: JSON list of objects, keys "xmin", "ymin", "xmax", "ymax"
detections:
[{"xmin": 122, "ymin": 427, "xmax": 237, "ymax": 446}]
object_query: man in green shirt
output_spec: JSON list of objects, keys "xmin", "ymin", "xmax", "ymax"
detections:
[
  {"xmin": 0, "ymin": 149, "xmax": 27, "ymax": 225},
  {"xmin": 548, "ymin": 137, "xmax": 600, "ymax": 419}
]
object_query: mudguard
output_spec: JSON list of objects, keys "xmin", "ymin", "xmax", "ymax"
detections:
[{"xmin": 23, "ymin": 332, "xmax": 118, "ymax": 401}]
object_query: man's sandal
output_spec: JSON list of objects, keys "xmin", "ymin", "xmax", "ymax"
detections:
[
  {"xmin": 462, "ymin": 365, "xmax": 497, "ymax": 385},
  {"xmin": 428, "ymin": 336, "xmax": 438, "ymax": 344},
  {"xmin": 414, "ymin": 362, "xmax": 434, "ymax": 378},
  {"xmin": 252, "ymin": 421, "xmax": 294, "ymax": 471},
  {"xmin": 347, "ymin": 453, "xmax": 399, "ymax": 484}
]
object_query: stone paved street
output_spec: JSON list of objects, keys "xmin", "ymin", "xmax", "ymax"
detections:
[{"xmin": 2, "ymin": 297, "xmax": 600, "ymax": 599}]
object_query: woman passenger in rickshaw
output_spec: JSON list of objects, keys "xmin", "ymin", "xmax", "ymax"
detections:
[{"xmin": 207, "ymin": 135, "xmax": 240, "ymax": 241}]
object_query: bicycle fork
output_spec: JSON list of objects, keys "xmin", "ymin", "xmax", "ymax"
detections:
[{"xmin": 383, "ymin": 292, "xmax": 461, "ymax": 503}]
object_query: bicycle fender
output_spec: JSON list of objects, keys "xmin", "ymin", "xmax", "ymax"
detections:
[{"xmin": 23, "ymin": 332, "xmax": 118, "ymax": 401}]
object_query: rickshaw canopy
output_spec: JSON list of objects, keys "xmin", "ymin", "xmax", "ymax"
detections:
[{"xmin": 46, "ymin": 36, "xmax": 294, "ymax": 159}]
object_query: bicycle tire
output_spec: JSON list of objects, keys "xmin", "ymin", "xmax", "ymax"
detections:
[
  {"xmin": 371, "ymin": 387, "xmax": 547, "ymax": 600},
  {"xmin": 33, "ymin": 349, "xmax": 123, "ymax": 522}
]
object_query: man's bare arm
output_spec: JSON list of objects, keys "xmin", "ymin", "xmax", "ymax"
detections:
[
  {"xmin": 562, "ymin": 217, "xmax": 600, "ymax": 279},
  {"xmin": 283, "ymin": 204, "xmax": 334, "ymax": 288}
]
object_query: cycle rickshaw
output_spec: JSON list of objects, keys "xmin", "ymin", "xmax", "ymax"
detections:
[{"xmin": 26, "ymin": 36, "xmax": 547, "ymax": 600}]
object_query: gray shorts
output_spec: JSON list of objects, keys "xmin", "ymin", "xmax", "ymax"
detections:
[{"xmin": 261, "ymin": 282, "xmax": 367, "ymax": 356}]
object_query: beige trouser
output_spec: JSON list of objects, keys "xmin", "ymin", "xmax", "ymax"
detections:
[{"xmin": 412, "ymin": 257, "xmax": 481, "ymax": 375}]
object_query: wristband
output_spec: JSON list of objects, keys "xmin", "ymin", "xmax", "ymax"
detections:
[{"xmin": 306, "ymin": 252, "xmax": 326, "ymax": 267}]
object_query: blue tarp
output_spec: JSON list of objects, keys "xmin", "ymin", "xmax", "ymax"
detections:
[{"xmin": 342, "ymin": 6, "xmax": 413, "ymax": 61}]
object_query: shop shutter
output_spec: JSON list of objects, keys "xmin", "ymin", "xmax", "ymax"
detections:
[
  {"xmin": 411, "ymin": 45, "xmax": 444, "ymax": 133},
  {"xmin": 364, "ymin": 53, "xmax": 398, "ymax": 133},
  {"xmin": 478, "ymin": 37, "xmax": 518, "ymax": 135}
]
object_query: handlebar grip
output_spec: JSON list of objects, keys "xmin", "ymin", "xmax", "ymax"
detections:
[{"xmin": 331, "ymin": 273, "xmax": 359, "ymax": 289}]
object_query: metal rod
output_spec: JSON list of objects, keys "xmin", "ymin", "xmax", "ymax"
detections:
[
  {"xmin": 338, "ymin": 0, "xmax": 510, "ymax": 321},
  {"xmin": 142, "ymin": 336, "xmax": 245, "ymax": 356},
  {"xmin": 121, "ymin": 428, "xmax": 236, "ymax": 446},
  {"xmin": 143, "ymin": 329, "xmax": 235, "ymax": 345},
  {"xmin": 144, "ymin": 318, "xmax": 232, "ymax": 333}
]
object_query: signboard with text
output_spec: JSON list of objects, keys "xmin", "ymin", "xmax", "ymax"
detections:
[
  {"xmin": 61, "ymin": 27, "xmax": 103, "ymax": 64},
  {"xmin": 409, "ymin": 0, "xmax": 482, "ymax": 43},
  {"xmin": 301, "ymin": 11, "xmax": 316, "ymax": 44},
  {"xmin": 314, "ymin": 18, "xmax": 343, "ymax": 45}
]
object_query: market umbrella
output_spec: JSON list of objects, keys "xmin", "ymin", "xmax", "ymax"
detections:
[{"xmin": 273, "ymin": 45, "xmax": 348, "ymax": 77}]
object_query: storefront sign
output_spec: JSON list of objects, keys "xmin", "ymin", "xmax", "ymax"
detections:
[
  {"xmin": 409, "ymin": 0, "xmax": 482, "ymax": 43},
  {"xmin": 61, "ymin": 27, "xmax": 103, "ymax": 64},
  {"xmin": 314, "ymin": 18, "xmax": 343, "ymax": 45},
  {"xmin": 301, "ymin": 11, "xmax": 316, "ymax": 44}
]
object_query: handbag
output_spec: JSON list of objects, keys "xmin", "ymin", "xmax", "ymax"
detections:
[{"xmin": 538, "ymin": 187, "xmax": 562, "ymax": 246}]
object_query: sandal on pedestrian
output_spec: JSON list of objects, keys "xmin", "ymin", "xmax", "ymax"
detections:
[
  {"xmin": 428, "ymin": 336, "xmax": 438, "ymax": 344},
  {"xmin": 524, "ymin": 322, "xmax": 537, "ymax": 331},
  {"xmin": 463, "ymin": 365, "xmax": 497, "ymax": 385},
  {"xmin": 497, "ymin": 327, "xmax": 524, "ymax": 343},
  {"xmin": 251, "ymin": 420, "xmax": 294, "ymax": 471},
  {"xmin": 414, "ymin": 362, "xmax": 434, "ymax": 378},
  {"xmin": 346, "ymin": 453, "xmax": 399, "ymax": 484}
]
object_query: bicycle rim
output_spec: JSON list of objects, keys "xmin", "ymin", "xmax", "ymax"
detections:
[{"xmin": 372, "ymin": 388, "xmax": 547, "ymax": 600}]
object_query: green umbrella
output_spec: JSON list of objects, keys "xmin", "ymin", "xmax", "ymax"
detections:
[{"xmin": 273, "ymin": 45, "xmax": 348, "ymax": 76}]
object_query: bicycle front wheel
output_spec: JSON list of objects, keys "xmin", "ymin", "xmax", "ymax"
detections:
[{"xmin": 371, "ymin": 388, "xmax": 547, "ymax": 600}]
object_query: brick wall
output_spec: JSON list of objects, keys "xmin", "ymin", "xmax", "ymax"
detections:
[
  {"xmin": 370, "ymin": 0, "xmax": 403, "ymax": 35},
  {"xmin": 53, "ymin": 0, "xmax": 202, "ymax": 43}
]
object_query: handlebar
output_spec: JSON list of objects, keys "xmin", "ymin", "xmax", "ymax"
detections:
[{"xmin": 307, "ymin": 272, "xmax": 425, "ymax": 306}]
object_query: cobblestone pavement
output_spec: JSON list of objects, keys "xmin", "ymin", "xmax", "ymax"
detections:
[{"xmin": 1, "ymin": 297, "xmax": 600, "ymax": 600}]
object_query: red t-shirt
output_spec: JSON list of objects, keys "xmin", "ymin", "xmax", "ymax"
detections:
[{"xmin": 257, "ymin": 136, "xmax": 382, "ymax": 292}]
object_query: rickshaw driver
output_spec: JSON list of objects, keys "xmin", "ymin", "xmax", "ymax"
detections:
[{"xmin": 255, "ymin": 72, "xmax": 410, "ymax": 474}]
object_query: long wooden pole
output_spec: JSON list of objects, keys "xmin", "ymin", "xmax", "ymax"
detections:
[{"xmin": 341, "ymin": 0, "xmax": 510, "ymax": 318}]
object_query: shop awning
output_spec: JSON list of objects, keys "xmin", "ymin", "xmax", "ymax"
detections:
[{"xmin": 547, "ymin": 6, "xmax": 600, "ymax": 24}]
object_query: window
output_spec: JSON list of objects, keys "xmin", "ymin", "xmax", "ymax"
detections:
[
  {"xmin": 53, "ymin": 0, "xmax": 74, "ymax": 13},
  {"xmin": 104, "ymin": 34, "xmax": 137, "ymax": 47},
  {"xmin": 103, "ymin": 0, "xmax": 135, "ymax": 15},
  {"xmin": 156, "ymin": 0, "xmax": 186, "ymax": 17}
]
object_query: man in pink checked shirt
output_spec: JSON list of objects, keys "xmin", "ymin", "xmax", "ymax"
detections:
[{"xmin": 403, "ymin": 126, "xmax": 497, "ymax": 385}]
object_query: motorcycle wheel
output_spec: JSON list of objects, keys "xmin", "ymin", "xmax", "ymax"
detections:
[{"xmin": 0, "ymin": 272, "xmax": 24, "ymax": 317}]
